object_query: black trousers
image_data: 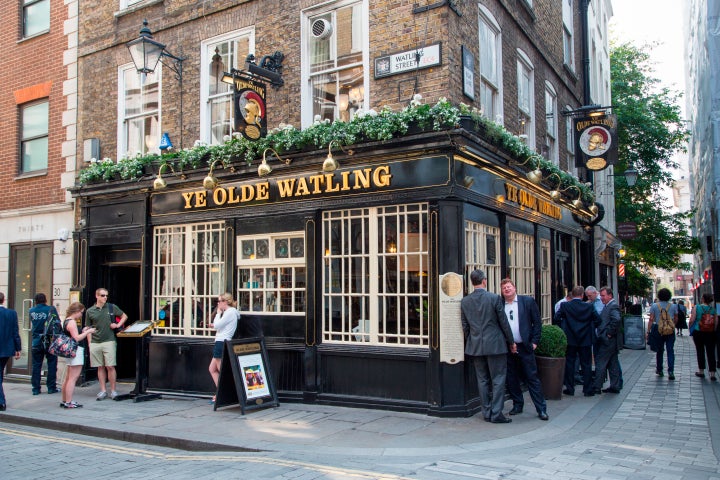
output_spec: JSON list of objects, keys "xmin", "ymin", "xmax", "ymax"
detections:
[
  {"xmin": 564, "ymin": 345, "xmax": 592, "ymax": 394},
  {"xmin": 506, "ymin": 342, "xmax": 546, "ymax": 412}
]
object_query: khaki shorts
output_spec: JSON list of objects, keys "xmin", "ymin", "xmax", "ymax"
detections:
[{"xmin": 90, "ymin": 341, "xmax": 117, "ymax": 367}]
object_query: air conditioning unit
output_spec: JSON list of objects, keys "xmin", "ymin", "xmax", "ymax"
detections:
[{"xmin": 311, "ymin": 19, "xmax": 332, "ymax": 39}]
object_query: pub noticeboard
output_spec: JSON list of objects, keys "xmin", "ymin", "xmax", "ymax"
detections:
[
  {"xmin": 623, "ymin": 315, "xmax": 646, "ymax": 350},
  {"xmin": 214, "ymin": 337, "xmax": 278, "ymax": 414}
]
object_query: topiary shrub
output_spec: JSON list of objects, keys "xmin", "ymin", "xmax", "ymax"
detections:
[{"xmin": 535, "ymin": 324, "xmax": 567, "ymax": 358}]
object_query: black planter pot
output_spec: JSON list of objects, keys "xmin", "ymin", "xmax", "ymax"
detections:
[{"xmin": 535, "ymin": 355, "xmax": 566, "ymax": 400}]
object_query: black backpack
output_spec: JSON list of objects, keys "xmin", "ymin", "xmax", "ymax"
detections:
[{"xmin": 41, "ymin": 312, "xmax": 62, "ymax": 350}]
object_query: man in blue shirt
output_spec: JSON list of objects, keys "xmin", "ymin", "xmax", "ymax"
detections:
[{"xmin": 29, "ymin": 293, "xmax": 61, "ymax": 395}]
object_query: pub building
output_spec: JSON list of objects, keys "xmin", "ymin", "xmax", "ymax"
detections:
[{"xmin": 70, "ymin": 115, "xmax": 598, "ymax": 416}]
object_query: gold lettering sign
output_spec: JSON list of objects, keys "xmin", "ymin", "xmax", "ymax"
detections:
[
  {"xmin": 504, "ymin": 183, "xmax": 562, "ymax": 220},
  {"xmin": 178, "ymin": 165, "xmax": 393, "ymax": 211}
]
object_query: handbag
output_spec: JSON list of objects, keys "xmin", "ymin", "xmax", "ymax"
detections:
[
  {"xmin": 647, "ymin": 323, "xmax": 661, "ymax": 352},
  {"xmin": 47, "ymin": 319, "xmax": 78, "ymax": 358}
]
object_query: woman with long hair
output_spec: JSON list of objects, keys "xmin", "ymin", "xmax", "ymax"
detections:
[
  {"xmin": 208, "ymin": 292, "xmax": 238, "ymax": 403},
  {"xmin": 688, "ymin": 293, "xmax": 717, "ymax": 381},
  {"xmin": 60, "ymin": 302, "xmax": 96, "ymax": 408}
]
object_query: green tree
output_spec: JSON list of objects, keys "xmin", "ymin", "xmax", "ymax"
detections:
[{"xmin": 610, "ymin": 42, "xmax": 697, "ymax": 295}]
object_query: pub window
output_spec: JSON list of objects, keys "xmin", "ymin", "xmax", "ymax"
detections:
[
  {"xmin": 20, "ymin": 100, "xmax": 49, "ymax": 173},
  {"xmin": 508, "ymin": 231, "xmax": 534, "ymax": 296},
  {"xmin": 23, "ymin": 0, "xmax": 50, "ymax": 38},
  {"xmin": 303, "ymin": 0, "xmax": 367, "ymax": 126},
  {"xmin": 118, "ymin": 64, "xmax": 160, "ymax": 158},
  {"xmin": 322, "ymin": 204, "xmax": 429, "ymax": 346},
  {"xmin": 517, "ymin": 49, "xmax": 535, "ymax": 149},
  {"xmin": 465, "ymin": 221, "xmax": 501, "ymax": 294},
  {"xmin": 540, "ymin": 239, "xmax": 551, "ymax": 323},
  {"xmin": 201, "ymin": 30, "xmax": 253, "ymax": 145},
  {"xmin": 478, "ymin": 6, "xmax": 503, "ymax": 123},
  {"xmin": 152, "ymin": 222, "xmax": 226, "ymax": 337},
  {"xmin": 236, "ymin": 233, "xmax": 306, "ymax": 314}
]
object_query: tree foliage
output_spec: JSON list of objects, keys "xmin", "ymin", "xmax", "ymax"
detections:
[{"xmin": 610, "ymin": 42, "xmax": 697, "ymax": 287}]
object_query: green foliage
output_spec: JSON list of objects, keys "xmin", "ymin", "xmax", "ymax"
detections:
[
  {"xmin": 625, "ymin": 263, "xmax": 653, "ymax": 297},
  {"xmin": 535, "ymin": 324, "xmax": 567, "ymax": 358},
  {"xmin": 76, "ymin": 96, "xmax": 594, "ymax": 204},
  {"xmin": 611, "ymin": 42, "xmax": 698, "ymax": 282}
]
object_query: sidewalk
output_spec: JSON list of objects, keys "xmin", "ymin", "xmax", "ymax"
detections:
[{"xmin": 1, "ymin": 339, "xmax": 719, "ymax": 460}]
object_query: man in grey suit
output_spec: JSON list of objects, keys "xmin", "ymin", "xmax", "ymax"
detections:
[
  {"xmin": 0, "ymin": 292, "xmax": 22, "ymax": 411},
  {"xmin": 592, "ymin": 286, "xmax": 622, "ymax": 394},
  {"xmin": 461, "ymin": 270, "xmax": 517, "ymax": 423}
]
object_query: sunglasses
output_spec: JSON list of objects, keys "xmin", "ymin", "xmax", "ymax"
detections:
[{"xmin": 99, "ymin": 294, "xmax": 108, "ymax": 297}]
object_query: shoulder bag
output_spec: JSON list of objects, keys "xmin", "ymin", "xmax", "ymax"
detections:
[{"xmin": 47, "ymin": 319, "xmax": 79, "ymax": 358}]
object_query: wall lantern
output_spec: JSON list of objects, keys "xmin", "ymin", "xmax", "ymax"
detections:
[
  {"xmin": 127, "ymin": 20, "xmax": 186, "ymax": 148},
  {"xmin": 258, "ymin": 148, "xmax": 291, "ymax": 177},
  {"xmin": 323, "ymin": 140, "xmax": 354, "ymax": 173},
  {"xmin": 153, "ymin": 163, "xmax": 176, "ymax": 190}
]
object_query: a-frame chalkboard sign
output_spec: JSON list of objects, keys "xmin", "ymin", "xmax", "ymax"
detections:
[{"xmin": 214, "ymin": 337, "xmax": 278, "ymax": 414}]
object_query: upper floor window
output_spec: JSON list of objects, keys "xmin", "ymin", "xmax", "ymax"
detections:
[
  {"xmin": 21, "ymin": 100, "xmax": 49, "ymax": 172},
  {"xmin": 200, "ymin": 30, "xmax": 253, "ymax": 145},
  {"xmin": 478, "ymin": 6, "xmax": 503, "ymax": 123},
  {"xmin": 303, "ymin": 0, "xmax": 367, "ymax": 127},
  {"xmin": 562, "ymin": 0, "xmax": 574, "ymax": 69},
  {"xmin": 118, "ymin": 64, "xmax": 160, "ymax": 158},
  {"xmin": 23, "ymin": 0, "xmax": 49, "ymax": 38},
  {"xmin": 544, "ymin": 82, "xmax": 558, "ymax": 164},
  {"xmin": 565, "ymin": 105, "xmax": 578, "ymax": 176},
  {"xmin": 517, "ymin": 49, "xmax": 535, "ymax": 149},
  {"xmin": 120, "ymin": 0, "xmax": 144, "ymax": 9}
]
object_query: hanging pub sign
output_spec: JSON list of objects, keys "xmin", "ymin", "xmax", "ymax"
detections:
[
  {"xmin": 573, "ymin": 113, "xmax": 618, "ymax": 171},
  {"xmin": 231, "ymin": 75, "xmax": 267, "ymax": 140}
]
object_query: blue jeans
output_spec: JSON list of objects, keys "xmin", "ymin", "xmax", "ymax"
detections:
[
  {"xmin": 31, "ymin": 346, "xmax": 58, "ymax": 393},
  {"xmin": 656, "ymin": 333, "xmax": 676, "ymax": 373}
]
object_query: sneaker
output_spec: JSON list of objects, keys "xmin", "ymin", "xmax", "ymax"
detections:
[
  {"xmin": 110, "ymin": 391, "xmax": 119, "ymax": 400},
  {"xmin": 63, "ymin": 401, "xmax": 83, "ymax": 409},
  {"xmin": 32, "ymin": 390, "xmax": 41, "ymax": 396},
  {"xmin": 656, "ymin": 371, "xmax": 664, "ymax": 377},
  {"xmin": 668, "ymin": 373, "xmax": 675, "ymax": 380},
  {"xmin": 47, "ymin": 388, "xmax": 61, "ymax": 394},
  {"xmin": 59, "ymin": 402, "xmax": 66, "ymax": 408},
  {"xmin": 96, "ymin": 391, "xmax": 108, "ymax": 401}
]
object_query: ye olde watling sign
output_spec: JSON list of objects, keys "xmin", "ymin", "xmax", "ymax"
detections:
[
  {"xmin": 232, "ymin": 75, "xmax": 267, "ymax": 140},
  {"xmin": 573, "ymin": 114, "xmax": 618, "ymax": 171}
]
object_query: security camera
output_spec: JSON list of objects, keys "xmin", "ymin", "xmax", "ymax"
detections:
[{"xmin": 57, "ymin": 228, "xmax": 70, "ymax": 242}]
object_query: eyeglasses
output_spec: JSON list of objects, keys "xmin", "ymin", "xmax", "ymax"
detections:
[{"xmin": 99, "ymin": 294, "xmax": 108, "ymax": 297}]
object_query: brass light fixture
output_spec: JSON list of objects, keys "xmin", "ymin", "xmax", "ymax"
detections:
[
  {"xmin": 203, "ymin": 159, "xmax": 225, "ymax": 190},
  {"xmin": 258, "ymin": 148, "xmax": 291, "ymax": 177},
  {"xmin": 526, "ymin": 168, "xmax": 543, "ymax": 184},
  {"xmin": 153, "ymin": 163, "xmax": 176, "ymax": 190},
  {"xmin": 323, "ymin": 140, "xmax": 354, "ymax": 173},
  {"xmin": 588, "ymin": 204, "xmax": 599, "ymax": 216}
]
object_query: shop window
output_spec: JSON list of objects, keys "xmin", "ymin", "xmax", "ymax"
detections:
[
  {"xmin": 20, "ymin": 101, "xmax": 49, "ymax": 173},
  {"xmin": 236, "ymin": 233, "xmax": 306, "ymax": 314},
  {"xmin": 23, "ymin": 0, "xmax": 49, "ymax": 38},
  {"xmin": 119, "ymin": 64, "xmax": 160, "ymax": 158},
  {"xmin": 540, "ymin": 239, "xmax": 551, "ymax": 323},
  {"xmin": 152, "ymin": 222, "xmax": 226, "ymax": 337},
  {"xmin": 322, "ymin": 204, "xmax": 429, "ymax": 346},
  {"xmin": 478, "ymin": 6, "xmax": 503, "ymax": 123},
  {"xmin": 465, "ymin": 221, "xmax": 501, "ymax": 294},
  {"xmin": 303, "ymin": 0, "xmax": 366, "ymax": 126},
  {"xmin": 201, "ymin": 30, "xmax": 253, "ymax": 145},
  {"xmin": 508, "ymin": 231, "xmax": 534, "ymax": 296},
  {"xmin": 517, "ymin": 49, "xmax": 535, "ymax": 149}
]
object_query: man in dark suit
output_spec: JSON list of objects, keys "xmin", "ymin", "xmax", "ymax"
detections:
[
  {"xmin": 461, "ymin": 270, "xmax": 517, "ymax": 424},
  {"xmin": 555, "ymin": 285, "xmax": 601, "ymax": 396},
  {"xmin": 501, "ymin": 278, "xmax": 549, "ymax": 421},
  {"xmin": 0, "ymin": 292, "xmax": 22, "ymax": 411},
  {"xmin": 592, "ymin": 286, "xmax": 622, "ymax": 394}
]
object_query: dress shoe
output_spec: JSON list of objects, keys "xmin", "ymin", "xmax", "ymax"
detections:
[
  {"xmin": 602, "ymin": 387, "xmax": 620, "ymax": 394},
  {"xmin": 538, "ymin": 410, "xmax": 549, "ymax": 421},
  {"xmin": 583, "ymin": 391, "xmax": 595, "ymax": 397},
  {"xmin": 509, "ymin": 405, "xmax": 523, "ymax": 415},
  {"xmin": 491, "ymin": 416, "xmax": 512, "ymax": 424},
  {"xmin": 563, "ymin": 388, "xmax": 575, "ymax": 396},
  {"xmin": 483, "ymin": 416, "xmax": 491, "ymax": 422},
  {"xmin": 0, "ymin": 404, "xmax": 6, "ymax": 411}
]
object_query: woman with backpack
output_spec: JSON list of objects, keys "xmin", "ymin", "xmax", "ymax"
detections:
[
  {"xmin": 688, "ymin": 293, "xmax": 717, "ymax": 381},
  {"xmin": 647, "ymin": 288, "xmax": 678, "ymax": 380}
]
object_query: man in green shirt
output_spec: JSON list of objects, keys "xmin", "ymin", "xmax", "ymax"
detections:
[{"xmin": 86, "ymin": 288, "xmax": 127, "ymax": 400}]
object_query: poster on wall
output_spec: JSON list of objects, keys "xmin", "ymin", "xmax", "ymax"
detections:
[{"xmin": 439, "ymin": 272, "xmax": 465, "ymax": 364}]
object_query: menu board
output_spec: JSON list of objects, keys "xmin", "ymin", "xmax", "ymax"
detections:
[
  {"xmin": 623, "ymin": 315, "xmax": 646, "ymax": 350},
  {"xmin": 439, "ymin": 272, "xmax": 465, "ymax": 364}
]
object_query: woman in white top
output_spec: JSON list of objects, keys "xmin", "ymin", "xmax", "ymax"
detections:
[{"xmin": 208, "ymin": 292, "xmax": 238, "ymax": 401}]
